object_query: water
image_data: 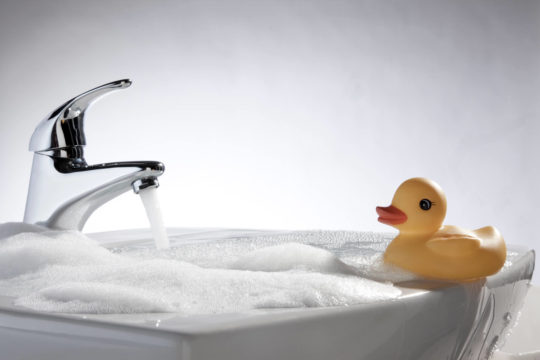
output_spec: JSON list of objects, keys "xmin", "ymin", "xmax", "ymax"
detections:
[{"xmin": 139, "ymin": 187, "xmax": 170, "ymax": 249}]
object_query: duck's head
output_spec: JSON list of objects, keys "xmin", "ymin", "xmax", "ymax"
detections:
[{"xmin": 376, "ymin": 177, "xmax": 447, "ymax": 234}]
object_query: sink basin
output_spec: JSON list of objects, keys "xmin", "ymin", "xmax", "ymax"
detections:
[{"xmin": 0, "ymin": 228, "xmax": 534, "ymax": 360}]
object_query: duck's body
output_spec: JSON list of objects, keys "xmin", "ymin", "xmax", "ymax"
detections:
[
  {"xmin": 377, "ymin": 178, "xmax": 506, "ymax": 281},
  {"xmin": 384, "ymin": 225, "xmax": 506, "ymax": 280}
]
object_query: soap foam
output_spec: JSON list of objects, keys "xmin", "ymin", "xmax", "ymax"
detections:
[
  {"xmin": 0, "ymin": 224, "xmax": 404, "ymax": 315},
  {"xmin": 230, "ymin": 243, "xmax": 357, "ymax": 275}
]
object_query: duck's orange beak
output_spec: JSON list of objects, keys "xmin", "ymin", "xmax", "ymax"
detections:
[{"xmin": 376, "ymin": 205, "xmax": 407, "ymax": 225}]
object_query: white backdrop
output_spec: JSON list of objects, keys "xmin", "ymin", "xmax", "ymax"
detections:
[{"xmin": 0, "ymin": 0, "xmax": 538, "ymax": 282}]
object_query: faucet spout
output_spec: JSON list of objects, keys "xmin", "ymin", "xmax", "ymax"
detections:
[{"xmin": 23, "ymin": 80, "xmax": 166, "ymax": 231}]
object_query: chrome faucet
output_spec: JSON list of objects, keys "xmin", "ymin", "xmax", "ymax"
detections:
[{"xmin": 23, "ymin": 79, "xmax": 165, "ymax": 231}]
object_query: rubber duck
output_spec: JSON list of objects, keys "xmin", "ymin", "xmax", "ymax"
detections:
[{"xmin": 376, "ymin": 177, "xmax": 506, "ymax": 281}]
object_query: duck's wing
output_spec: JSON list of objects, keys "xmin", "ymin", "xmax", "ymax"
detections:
[
  {"xmin": 472, "ymin": 226, "xmax": 503, "ymax": 245},
  {"xmin": 426, "ymin": 233, "xmax": 481, "ymax": 257}
]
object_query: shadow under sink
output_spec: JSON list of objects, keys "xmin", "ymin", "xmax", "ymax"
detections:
[{"xmin": 0, "ymin": 228, "xmax": 534, "ymax": 360}]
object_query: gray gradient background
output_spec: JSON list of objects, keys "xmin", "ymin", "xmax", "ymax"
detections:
[{"xmin": 0, "ymin": 0, "xmax": 539, "ymax": 281}]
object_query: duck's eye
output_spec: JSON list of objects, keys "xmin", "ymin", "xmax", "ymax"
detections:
[{"xmin": 419, "ymin": 199, "xmax": 432, "ymax": 211}]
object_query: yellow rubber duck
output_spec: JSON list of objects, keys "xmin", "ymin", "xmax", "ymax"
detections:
[{"xmin": 376, "ymin": 177, "xmax": 506, "ymax": 281}]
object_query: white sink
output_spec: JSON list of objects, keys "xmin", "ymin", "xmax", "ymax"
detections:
[{"xmin": 0, "ymin": 228, "xmax": 534, "ymax": 360}]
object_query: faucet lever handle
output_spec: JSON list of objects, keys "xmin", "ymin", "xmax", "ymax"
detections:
[{"xmin": 29, "ymin": 79, "xmax": 132, "ymax": 153}]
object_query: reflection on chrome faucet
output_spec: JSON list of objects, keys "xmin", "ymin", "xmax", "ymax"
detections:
[{"xmin": 24, "ymin": 79, "xmax": 165, "ymax": 231}]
